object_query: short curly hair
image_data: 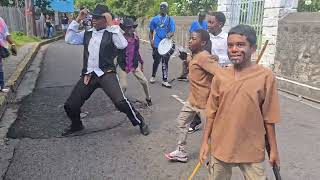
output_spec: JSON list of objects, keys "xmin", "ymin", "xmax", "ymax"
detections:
[
  {"xmin": 208, "ymin": 11, "xmax": 226, "ymax": 26},
  {"xmin": 228, "ymin": 24, "xmax": 257, "ymax": 46}
]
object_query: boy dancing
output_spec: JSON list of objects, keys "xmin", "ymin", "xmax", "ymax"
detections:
[
  {"xmin": 117, "ymin": 18, "xmax": 152, "ymax": 106},
  {"xmin": 199, "ymin": 24, "xmax": 280, "ymax": 180},
  {"xmin": 165, "ymin": 29, "xmax": 219, "ymax": 162}
]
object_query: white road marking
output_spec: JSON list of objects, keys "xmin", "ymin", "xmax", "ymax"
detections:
[{"xmin": 171, "ymin": 95, "xmax": 185, "ymax": 105}]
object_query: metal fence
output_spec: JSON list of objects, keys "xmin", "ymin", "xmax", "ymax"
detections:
[
  {"xmin": 0, "ymin": 6, "xmax": 26, "ymax": 33},
  {"xmin": 0, "ymin": 6, "xmax": 48, "ymax": 37},
  {"xmin": 229, "ymin": 0, "xmax": 265, "ymax": 49}
]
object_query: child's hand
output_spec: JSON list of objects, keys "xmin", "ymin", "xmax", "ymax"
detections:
[
  {"xmin": 199, "ymin": 142, "xmax": 209, "ymax": 164},
  {"xmin": 269, "ymin": 150, "xmax": 280, "ymax": 166},
  {"xmin": 140, "ymin": 65, "xmax": 144, "ymax": 72}
]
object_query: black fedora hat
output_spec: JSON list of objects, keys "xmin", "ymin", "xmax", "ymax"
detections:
[
  {"xmin": 91, "ymin": 4, "xmax": 109, "ymax": 17},
  {"xmin": 120, "ymin": 18, "xmax": 138, "ymax": 29}
]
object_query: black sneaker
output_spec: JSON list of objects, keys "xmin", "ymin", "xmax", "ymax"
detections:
[
  {"xmin": 62, "ymin": 124, "xmax": 84, "ymax": 136},
  {"xmin": 188, "ymin": 124, "xmax": 201, "ymax": 134},
  {"xmin": 139, "ymin": 122, "xmax": 150, "ymax": 136},
  {"xmin": 146, "ymin": 98, "xmax": 152, "ymax": 106},
  {"xmin": 177, "ymin": 76, "xmax": 188, "ymax": 82}
]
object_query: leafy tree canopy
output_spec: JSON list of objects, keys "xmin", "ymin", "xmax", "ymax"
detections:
[
  {"xmin": 298, "ymin": 0, "xmax": 320, "ymax": 12},
  {"xmin": 74, "ymin": 0, "xmax": 218, "ymax": 17}
]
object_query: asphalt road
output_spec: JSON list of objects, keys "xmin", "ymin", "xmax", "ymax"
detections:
[{"xmin": 2, "ymin": 40, "xmax": 320, "ymax": 180}]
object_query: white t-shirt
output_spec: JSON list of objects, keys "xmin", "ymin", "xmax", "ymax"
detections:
[{"xmin": 210, "ymin": 31, "xmax": 230, "ymax": 65}]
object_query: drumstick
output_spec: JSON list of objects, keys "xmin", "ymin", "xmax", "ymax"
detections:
[{"xmin": 256, "ymin": 40, "xmax": 268, "ymax": 64}]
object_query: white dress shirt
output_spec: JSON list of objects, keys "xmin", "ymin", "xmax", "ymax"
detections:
[
  {"xmin": 210, "ymin": 31, "xmax": 230, "ymax": 65},
  {"xmin": 65, "ymin": 20, "xmax": 128, "ymax": 77}
]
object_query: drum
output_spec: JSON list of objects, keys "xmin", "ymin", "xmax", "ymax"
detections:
[{"xmin": 158, "ymin": 38, "xmax": 176, "ymax": 58}]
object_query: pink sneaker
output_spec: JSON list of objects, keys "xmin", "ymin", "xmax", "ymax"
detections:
[{"xmin": 165, "ymin": 146, "xmax": 188, "ymax": 163}]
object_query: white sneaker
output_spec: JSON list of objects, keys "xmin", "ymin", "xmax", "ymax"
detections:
[
  {"xmin": 149, "ymin": 77, "xmax": 156, "ymax": 84},
  {"xmin": 164, "ymin": 146, "xmax": 188, "ymax": 163},
  {"xmin": 0, "ymin": 87, "xmax": 9, "ymax": 93},
  {"xmin": 161, "ymin": 81, "xmax": 172, "ymax": 88}
]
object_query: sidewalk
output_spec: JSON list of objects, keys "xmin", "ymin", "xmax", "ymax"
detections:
[
  {"xmin": 0, "ymin": 36, "xmax": 63, "ymax": 132},
  {"xmin": 3, "ymin": 44, "xmax": 36, "ymax": 85}
]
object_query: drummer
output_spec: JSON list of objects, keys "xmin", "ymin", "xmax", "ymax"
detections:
[{"xmin": 148, "ymin": 2, "xmax": 176, "ymax": 88}]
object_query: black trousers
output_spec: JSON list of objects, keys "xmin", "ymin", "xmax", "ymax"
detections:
[
  {"xmin": 152, "ymin": 48, "xmax": 170, "ymax": 81},
  {"xmin": 64, "ymin": 72, "xmax": 143, "ymax": 128}
]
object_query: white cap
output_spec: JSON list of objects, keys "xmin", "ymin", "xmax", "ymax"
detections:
[{"xmin": 160, "ymin": 2, "xmax": 168, "ymax": 7}]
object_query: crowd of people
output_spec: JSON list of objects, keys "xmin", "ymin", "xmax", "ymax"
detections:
[{"xmin": 62, "ymin": 2, "xmax": 281, "ymax": 179}]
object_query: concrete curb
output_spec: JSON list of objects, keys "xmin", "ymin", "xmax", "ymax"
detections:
[{"xmin": 0, "ymin": 35, "xmax": 64, "ymax": 120}]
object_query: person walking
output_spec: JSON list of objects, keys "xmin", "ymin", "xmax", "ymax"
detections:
[
  {"xmin": 165, "ymin": 29, "xmax": 219, "ymax": 162},
  {"xmin": 177, "ymin": 9, "xmax": 208, "ymax": 82},
  {"xmin": 45, "ymin": 14, "xmax": 53, "ymax": 38},
  {"xmin": 117, "ymin": 18, "xmax": 152, "ymax": 106},
  {"xmin": 63, "ymin": 5, "xmax": 150, "ymax": 136},
  {"xmin": 0, "ymin": 16, "xmax": 17, "ymax": 92},
  {"xmin": 188, "ymin": 11, "xmax": 231, "ymax": 133},
  {"xmin": 61, "ymin": 13, "xmax": 69, "ymax": 34},
  {"xmin": 148, "ymin": 2, "xmax": 175, "ymax": 88},
  {"xmin": 199, "ymin": 25, "xmax": 281, "ymax": 180}
]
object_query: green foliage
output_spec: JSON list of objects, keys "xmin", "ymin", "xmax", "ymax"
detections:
[
  {"xmin": 75, "ymin": 0, "xmax": 104, "ymax": 10},
  {"xmin": 11, "ymin": 31, "xmax": 41, "ymax": 46},
  {"xmin": 0, "ymin": 0, "xmax": 24, "ymax": 8},
  {"xmin": 74, "ymin": 0, "xmax": 218, "ymax": 17},
  {"xmin": 35, "ymin": 0, "xmax": 52, "ymax": 14},
  {"xmin": 174, "ymin": 0, "xmax": 218, "ymax": 15},
  {"xmin": 298, "ymin": 0, "xmax": 320, "ymax": 12}
]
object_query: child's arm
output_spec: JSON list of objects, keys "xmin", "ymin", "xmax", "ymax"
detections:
[
  {"xmin": 265, "ymin": 123, "xmax": 280, "ymax": 166},
  {"xmin": 199, "ymin": 77, "xmax": 219, "ymax": 163},
  {"xmin": 262, "ymin": 72, "xmax": 281, "ymax": 166},
  {"xmin": 198, "ymin": 54, "xmax": 220, "ymax": 75}
]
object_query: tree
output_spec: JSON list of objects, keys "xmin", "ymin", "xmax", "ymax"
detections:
[
  {"xmin": 73, "ymin": 0, "xmax": 218, "ymax": 17},
  {"xmin": 0, "ymin": 0, "xmax": 24, "ymax": 7},
  {"xmin": 34, "ymin": 0, "xmax": 52, "ymax": 14},
  {"xmin": 298, "ymin": 0, "xmax": 320, "ymax": 12},
  {"xmin": 75, "ymin": 0, "xmax": 103, "ymax": 10}
]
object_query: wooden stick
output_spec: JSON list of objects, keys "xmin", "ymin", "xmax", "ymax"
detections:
[
  {"xmin": 188, "ymin": 161, "xmax": 201, "ymax": 180},
  {"xmin": 256, "ymin": 40, "xmax": 269, "ymax": 64}
]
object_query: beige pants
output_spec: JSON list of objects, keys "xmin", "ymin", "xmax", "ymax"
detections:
[
  {"xmin": 208, "ymin": 157, "xmax": 267, "ymax": 180},
  {"xmin": 177, "ymin": 101, "xmax": 206, "ymax": 145},
  {"xmin": 118, "ymin": 67, "xmax": 151, "ymax": 99}
]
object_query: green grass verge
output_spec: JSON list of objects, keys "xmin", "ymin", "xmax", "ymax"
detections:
[{"xmin": 11, "ymin": 32, "xmax": 41, "ymax": 46}]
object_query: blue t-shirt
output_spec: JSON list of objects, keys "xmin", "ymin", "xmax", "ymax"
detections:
[
  {"xmin": 189, "ymin": 20, "xmax": 208, "ymax": 33},
  {"xmin": 149, "ymin": 15, "xmax": 175, "ymax": 48}
]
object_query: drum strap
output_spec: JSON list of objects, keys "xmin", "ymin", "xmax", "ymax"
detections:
[{"xmin": 155, "ymin": 16, "xmax": 171, "ymax": 40}]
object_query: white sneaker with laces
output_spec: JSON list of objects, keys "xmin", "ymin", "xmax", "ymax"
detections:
[
  {"xmin": 165, "ymin": 146, "xmax": 188, "ymax": 162},
  {"xmin": 162, "ymin": 81, "xmax": 172, "ymax": 88},
  {"xmin": 149, "ymin": 77, "xmax": 156, "ymax": 84}
]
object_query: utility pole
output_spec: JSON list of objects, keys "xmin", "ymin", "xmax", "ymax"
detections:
[{"xmin": 25, "ymin": 0, "xmax": 37, "ymax": 36}]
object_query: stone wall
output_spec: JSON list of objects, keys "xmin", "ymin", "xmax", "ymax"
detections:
[
  {"xmin": 274, "ymin": 12, "xmax": 320, "ymax": 102},
  {"xmin": 261, "ymin": 0, "xmax": 298, "ymax": 66}
]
